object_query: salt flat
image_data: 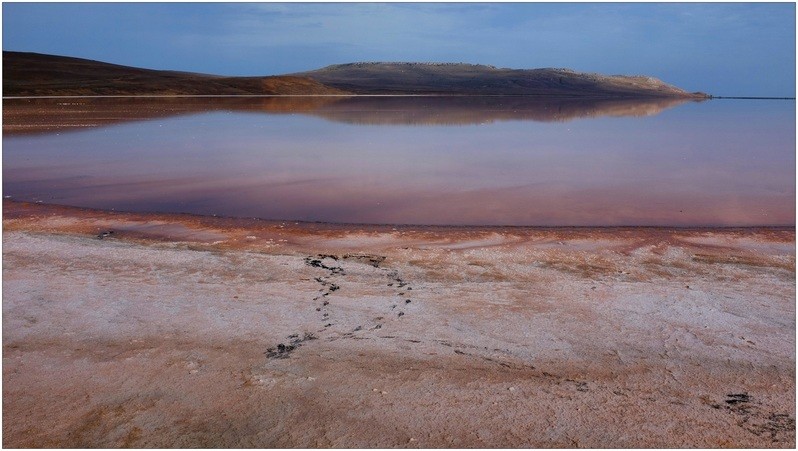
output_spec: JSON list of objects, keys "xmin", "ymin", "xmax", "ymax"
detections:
[{"xmin": 3, "ymin": 201, "xmax": 794, "ymax": 447}]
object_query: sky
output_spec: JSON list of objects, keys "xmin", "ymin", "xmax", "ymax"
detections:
[{"xmin": 2, "ymin": 2, "xmax": 796, "ymax": 97}]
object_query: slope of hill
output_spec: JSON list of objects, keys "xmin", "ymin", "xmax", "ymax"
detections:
[
  {"xmin": 295, "ymin": 62, "xmax": 708, "ymax": 97},
  {"xmin": 2, "ymin": 51, "xmax": 349, "ymax": 96},
  {"xmin": 3, "ymin": 51, "xmax": 709, "ymax": 98}
]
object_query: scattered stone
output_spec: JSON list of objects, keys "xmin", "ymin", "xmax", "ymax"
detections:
[
  {"xmin": 342, "ymin": 254, "xmax": 385, "ymax": 268},
  {"xmin": 750, "ymin": 413, "xmax": 796, "ymax": 441},
  {"xmin": 265, "ymin": 343, "xmax": 296, "ymax": 359},
  {"xmin": 725, "ymin": 393, "xmax": 751, "ymax": 405},
  {"xmin": 265, "ymin": 333, "xmax": 316, "ymax": 359},
  {"xmin": 304, "ymin": 255, "xmax": 344, "ymax": 274}
]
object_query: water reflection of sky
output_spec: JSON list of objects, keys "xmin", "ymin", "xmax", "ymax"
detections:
[{"xmin": 3, "ymin": 99, "xmax": 795, "ymax": 226}]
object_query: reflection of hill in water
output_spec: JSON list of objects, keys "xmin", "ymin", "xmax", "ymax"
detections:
[
  {"xmin": 307, "ymin": 96, "xmax": 696, "ymax": 125},
  {"xmin": 3, "ymin": 96, "xmax": 340, "ymax": 135},
  {"xmin": 3, "ymin": 96, "xmax": 698, "ymax": 134}
]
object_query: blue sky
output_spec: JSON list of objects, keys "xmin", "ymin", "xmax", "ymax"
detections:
[{"xmin": 3, "ymin": 2, "xmax": 795, "ymax": 96}]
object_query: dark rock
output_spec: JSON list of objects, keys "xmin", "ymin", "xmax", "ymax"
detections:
[{"xmin": 725, "ymin": 393, "xmax": 751, "ymax": 404}]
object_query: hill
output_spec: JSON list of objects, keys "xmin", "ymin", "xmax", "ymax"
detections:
[
  {"xmin": 2, "ymin": 51, "xmax": 349, "ymax": 96},
  {"xmin": 3, "ymin": 51, "xmax": 709, "ymax": 98},
  {"xmin": 295, "ymin": 62, "xmax": 708, "ymax": 97}
]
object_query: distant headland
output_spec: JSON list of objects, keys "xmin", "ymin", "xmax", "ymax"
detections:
[{"xmin": 3, "ymin": 51, "xmax": 710, "ymax": 98}]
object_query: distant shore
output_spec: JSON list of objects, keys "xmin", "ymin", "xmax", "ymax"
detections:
[
  {"xmin": 3, "ymin": 94, "xmax": 794, "ymax": 101},
  {"xmin": 3, "ymin": 51, "xmax": 710, "ymax": 98},
  {"xmin": 3, "ymin": 200, "xmax": 794, "ymax": 447},
  {"xmin": 711, "ymin": 96, "xmax": 796, "ymax": 100}
]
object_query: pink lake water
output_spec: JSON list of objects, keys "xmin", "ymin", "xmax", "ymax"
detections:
[{"xmin": 2, "ymin": 96, "xmax": 795, "ymax": 226}]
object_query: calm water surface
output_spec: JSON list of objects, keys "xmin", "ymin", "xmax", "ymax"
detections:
[{"xmin": 3, "ymin": 97, "xmax": 795, "ymax": 226}]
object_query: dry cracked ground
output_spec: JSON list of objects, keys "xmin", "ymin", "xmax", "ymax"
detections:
[{"xmin": 2, "ymin": 201, "xmax": 795, "ymax": 447}]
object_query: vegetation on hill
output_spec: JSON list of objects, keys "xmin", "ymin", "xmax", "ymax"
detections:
[
  {"xmin": 296, "ymin": 62, "xmax": 709, "ymax": 97},
  {"xmin": 3, "ymin": 52, "xmax": 349, "ymax": 96},
  {"xmin": 3, "ymin": 51, "xmax": 709, "ymax": 98}
]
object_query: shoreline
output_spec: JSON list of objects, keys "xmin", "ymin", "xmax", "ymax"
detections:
[
  {"xmin": 3, "ymin": 199, "xmax": 795, "ymax": 447},
  {"xmin": 4, "ymin": 93, "xmax": 714, "ymax": 99},
  {"xmin": 5, "ymin": 200, "xmax": 794, "ymax": 233}
]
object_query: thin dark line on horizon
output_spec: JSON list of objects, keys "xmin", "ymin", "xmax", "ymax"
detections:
[
  {"xmin": 5, "ymin": 95, "xmax": 794, "ymax": 101},
  {"xmin": 711, "ymin": 96, "xmax": 796, "ymax": 100}
]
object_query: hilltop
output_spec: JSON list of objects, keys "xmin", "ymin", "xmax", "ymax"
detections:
[{"xmin": 3, "ymin": 51, "xmax": 709, "ymax": 98}]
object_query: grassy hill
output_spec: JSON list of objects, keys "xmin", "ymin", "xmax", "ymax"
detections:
[
  {"xmin": 295, "ymin": 62, "xmax": 709, "ymax": 97},
  {"xmin": 3, "ymin": 51, "xmax": 349, "ymax": 96},
  {"xmin": 3, "ymin": 51, "xmax": 709, "ymax": 98}
]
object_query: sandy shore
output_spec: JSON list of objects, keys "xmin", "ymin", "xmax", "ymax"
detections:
[{"xmin": 3, "ymin": 201, "xmax": 795, "ymax": 447}]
